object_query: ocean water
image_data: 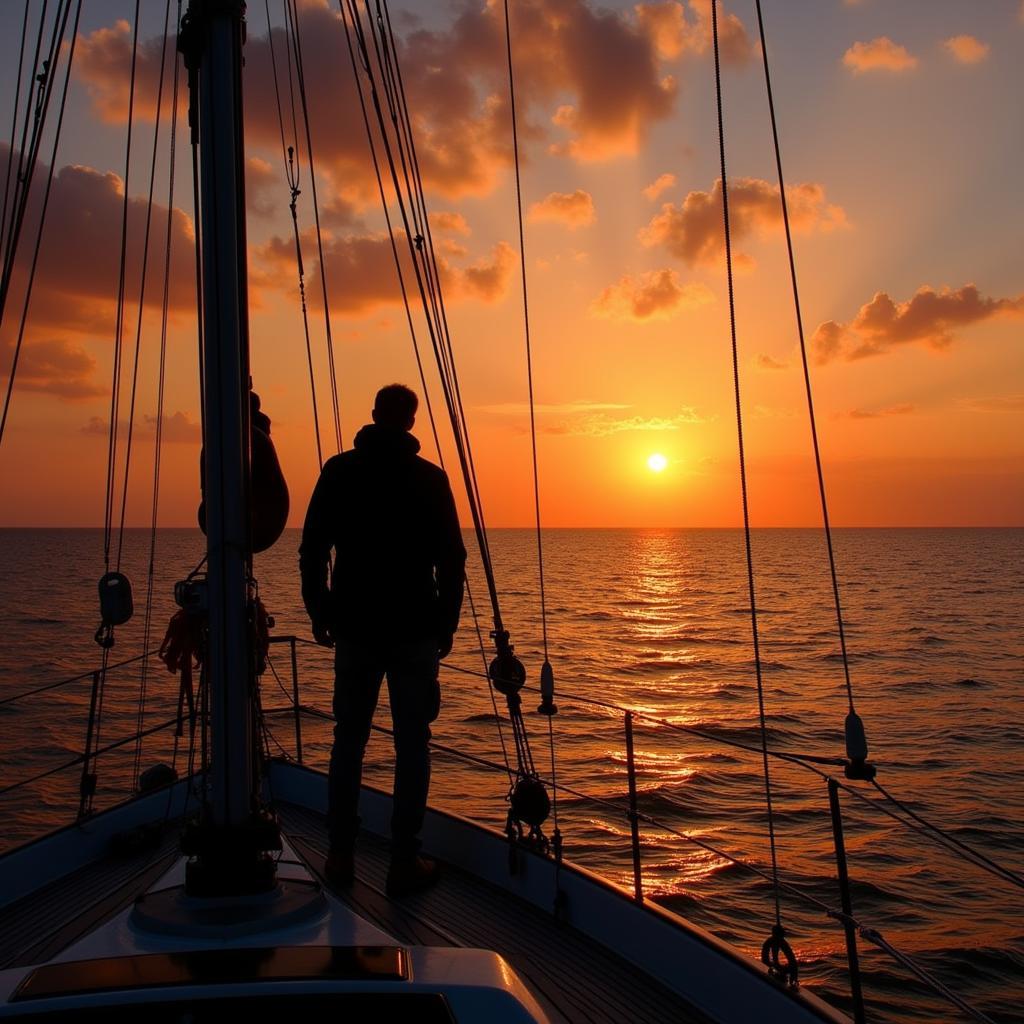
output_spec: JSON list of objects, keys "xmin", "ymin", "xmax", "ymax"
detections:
[{"xmin": 0, "ymin": 526, "xmax": 1021, "ymax": 1021}]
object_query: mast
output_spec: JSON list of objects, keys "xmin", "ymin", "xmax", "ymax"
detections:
[{"xmin": 179, "ymin": 0, "xmax": 276, "ymax": 896}]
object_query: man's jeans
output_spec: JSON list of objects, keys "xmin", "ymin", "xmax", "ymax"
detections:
[{"xmin": 327, "ymin": 637, "xmax": 440, "ymax": 858}]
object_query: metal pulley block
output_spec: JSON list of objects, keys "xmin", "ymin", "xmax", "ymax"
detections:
[
  {"xmin": 489, "ymin": 630, "xmax": 526, "ymax": 696},
  {"xmin": 510, "ymin": 775, "xmax": 550, "ymax": 828}
]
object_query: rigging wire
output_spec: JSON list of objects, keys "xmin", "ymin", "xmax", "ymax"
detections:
[
  {"xmin": 266, "ymin": 0, "xmax": 323, "ymax": 469},
  {"xmin": 0, "ymin": 0, "xmax": 82, "ymax": 450},
  {"xmin": 371, "ymin": 0, "xmax": 547, "ymax": 829},
  {"xmin": 0, "ymin": 0, "xmax": 54, "ymax": 318},
  {"xmin": 0, "ymin": 2, "xmax": 31, "ymax": 259},
  {"xmin": 286, "ymin": 0, "xmax": 344, "ymax": 452},
  {"xmin": 85, "ymin": 0, "xmax": 143, "ymax": 815},
  {"xmin": 501, "ymin": 0, "xmax": 550, "ymax": 666},
  {"xmin": 357, "ymin": 0, "xmax": 500, "ymax": 628},
  {"xmin": 344, "ymin": 0, "xmax": 545, "ymax": 811},
  {"xmin": 500, "ymin": 0, "xmax": 562, "ymax": 873},
  {"xmin": 753, "ymin": 1, "xmax": 861, "ymax": 729},
  {"xmin": 103, "ymin": 0, "xmax": 143, "ymax": 573},
  {"xmin": 115, "ymin": 0, "xmax": 174, "ymax": 573},
  {"xmin": 337, "ymin": 7, "xmax": 513, "ymax": 784},
  {"xmin": 710, "ymin": 0, "xmax": 784, "ymax": 934},
  {"xmin": 133, "ymin": 2, "xmax": 181, "ymax": 791}
]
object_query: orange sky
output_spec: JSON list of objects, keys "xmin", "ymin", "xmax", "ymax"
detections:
[{"xmin": 0, "ymin": 0, "xmax": 1021, "ymax": 527}]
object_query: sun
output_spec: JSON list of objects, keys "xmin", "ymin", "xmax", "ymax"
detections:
[{"xmin": 647, "ymin": 453, "xmax": 668, "ymax": 473}]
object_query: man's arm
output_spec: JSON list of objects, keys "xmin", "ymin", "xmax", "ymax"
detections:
[
  {"xmin": 435, "ymin": 471, "xmax": 467, "ymax": 657},
  {"xmin": 299, "ymin": 462, "xmax": 335, "ymax": 644}
]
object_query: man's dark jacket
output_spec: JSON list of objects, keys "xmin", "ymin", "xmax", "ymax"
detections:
[{"xmin": 299, "ymin": 423, "xmax": 467, "ymax": 643}]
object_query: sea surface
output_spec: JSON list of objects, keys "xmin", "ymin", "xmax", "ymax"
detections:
[{"xmin": 0, "ymin": 527, "xmax": 1021, "ymax": 1021}]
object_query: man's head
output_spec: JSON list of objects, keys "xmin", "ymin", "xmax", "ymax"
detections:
[{"xmin": 372, "ymin": 383, "xmax": 418, "ymax": 431}]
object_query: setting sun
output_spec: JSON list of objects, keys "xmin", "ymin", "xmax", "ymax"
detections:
[{"xmin": 647, "ymin": 453, "xmax": 668, "ymax": 473}]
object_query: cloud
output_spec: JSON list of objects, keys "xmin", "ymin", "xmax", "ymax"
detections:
[
  {"xmin": 942, "ymin": 35, "xmax": 990, "ymax": 65},
  {"xmin": 76, "ymin": 1, "xmax": 737, "ymax": 198},
  {"xmin": 635, "ymin": 1, "xmax": 755, "ymax": 65},
  {"xmin": 959, "ymin": 394, "xmax": 1024, "ymax": 413},
  {"xmin": 812, "ymin": 284, "xmax": 1024, "ymax": 363},
  {"xmin": 455, "ymin": 241, "xmax": 516, "ymax": 302},
  {"xmin": 640, "ymin": 177, "xmax": 847, "ymax": 267},
  {"xmin": 81, "ymin": 410, "xmax": 201, "ymax": 442},
  {"xmin": 247, "ymin": 157, "xmax": 282, "ymax": 218},
  {"xmin": 254, "ymin": 230, "xmax": 514, "ymax": 314},
  {"xmin": 590, "ymin": 269, "xmax": 712, "ymax": 321},
  {"xmin": 481, "ymin": 400, "xmax": 630, "ymax": 415},
  {"xmin": 148, "ymin": 410, "xmax": 202, "ymax": 442},
  {"xmin": 76, "ymin": 19, "xmax": 177, "ymax": 124},
  {"xmin": 429, "ymin": 212, "xmax": 471, "ymax": 236},
  {"xmin": 2, "ymin": 337, "xmax": 104, "ymax": 399},
  {"xmin": 440, "ymin": 238, "xmax": 469, "ymax": 258},
  {"xmin": 528, "ymin": 189, "xmax": 596, "ymax": 228},
  {"xmin": 479, "ymin": 398, "xmax": 704, "ymax": 436},
  {"xmin": 0, "ymin": 146, "xmax": 196, "ymax": 334},
  {"xmin": 843, "ymin": 37, "xmax": 918, "ymax": 73},
  {"xmin": 643, "ymin": 172, "xmax": 677, "ymax": 200},
  {"xmin": 849, "ymin": 403, "xmax": 915, "ymax": 419},
  {"xmin": 756, "ymin": 353, "xmax": 788, "ymax": 370},
  {"xmin": 547, "ymin": 407, "xmax": 706, "ymax": 436}
]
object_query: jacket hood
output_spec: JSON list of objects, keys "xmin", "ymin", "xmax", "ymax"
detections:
[{"xmin": 353, "ymin": 423, "xmax": 421, "ymax": 457}]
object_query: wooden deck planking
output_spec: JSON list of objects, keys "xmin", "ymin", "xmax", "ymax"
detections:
[{"xmin": 279, "ymin": 802, "xmax": 710, "ymax": 1024}]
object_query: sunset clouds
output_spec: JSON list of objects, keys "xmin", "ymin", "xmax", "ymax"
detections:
[
  {"xmin": 72, "ymin": 0, "xmax": 755, "ymax": 201},
  {"xmin": 0, "ymin": 337, "xmax": 103, "ymax": 400},
  {"xmin": 640, "ymin": 177, "xmax": 847, "ymax": 267},
  {"xmin": 12, "ymin": 160, "xmax": 196, "ymax": 332},
  {"xmin": 2, "ymin": 1, "xmax": 1020, "ymax": 530},
  {"xmin": 528, "ymin": 189, "xmax": 596, "ymax": 229},
  {"xmin": 643, "ymin": 173, "xmax": 677, "ymax": 201},
  {"xmin": 590, "ymin": 269, "xmax": 711, "ymax": 321},
  {"xmin": 942, "ymin": 35, "xmax": 990, "ymax": 65},
  {"xmin": 254, "ymin": 230, "xmax": 515, "ymax": 314},
  {"xmin": 843, "ymin": 37, "xmax": 918, "ymax": 74},
  {"xmin": 812, "ymin": 284, "xmax": 1024, "ymax": 363},
  {"xmin": 484, "ymin": 400, "xmax": 705, "ymax": 437}
]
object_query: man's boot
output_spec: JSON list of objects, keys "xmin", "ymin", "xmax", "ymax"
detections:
[
  {"xmin": 324, "ymin": 846, "xmax": 356, "ymax": 888},
  {"xmin": 386, "ymin": 854, "xmax": 439, "ymax": 897}
]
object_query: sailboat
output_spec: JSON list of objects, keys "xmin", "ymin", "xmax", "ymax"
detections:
[{"xmin": 0, "ymin": 2, "xmax": 1015, "ymax": 1022}]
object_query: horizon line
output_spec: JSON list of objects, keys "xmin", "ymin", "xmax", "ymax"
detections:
[{"xmin": 0, "ymin": 524, "xmax": 1021, "ymax": 531}]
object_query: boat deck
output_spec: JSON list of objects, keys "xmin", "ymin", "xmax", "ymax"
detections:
[
  {"xmin": 0, "ymin": 826, "xmax": 180, "ymax": 970},
  {"xmin": 277, "ymin": 801, "xmax": 710, "ymax": 1024},
  {"xmin": 0, "ymin": 804, "xmax": 709, "ymax": 1023}
]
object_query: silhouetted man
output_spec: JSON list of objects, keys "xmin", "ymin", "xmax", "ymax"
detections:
[{"xmin": 300, "ymin": 384, "xmax": 466, "ymax": 896}]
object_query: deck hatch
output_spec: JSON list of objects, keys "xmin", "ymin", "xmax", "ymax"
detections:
[{"xmin": 10, "ymin": 945, "xmax": 407, "ymax": 1002}]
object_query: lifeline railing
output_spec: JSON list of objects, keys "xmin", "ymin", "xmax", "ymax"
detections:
[
  {"xmin": 261, "ymin": 634, "xmax": 1011, "ymax": 1024},
  {"xmin": 0, "ymin": 635, "xmax": 1015, "ymax": 1024}
]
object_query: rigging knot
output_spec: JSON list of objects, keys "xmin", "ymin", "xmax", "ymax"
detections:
[
  {"xmin": 94, "ymin": 623, "xmax": 115, "ymax": 650},
  {"xmin": 413, "ymin": 233, "xmax": 425, "ymax": 251},
  {"xmin": 761, "ymin": 924, "xmax": 799, "ymax": 989}
]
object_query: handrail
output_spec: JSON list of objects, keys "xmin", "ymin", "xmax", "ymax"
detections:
[
  {"xmin": 0, "ymin": 635, "xmax": 1009, "ymax": 1023},
  {"xmin": 0, "ymin": 648, "xmax": 159, "ymax": 708},
  {"xmin": 282, "ymin": 700, "xmax": 996, "ymax": 1024},
  {"xmin": 0, "ymin": 715, "xmax": 180, "ymax": 799},
  {"xmin": 265, "ymin": 637, "xmax": 1009, "ymax": 1024}
]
